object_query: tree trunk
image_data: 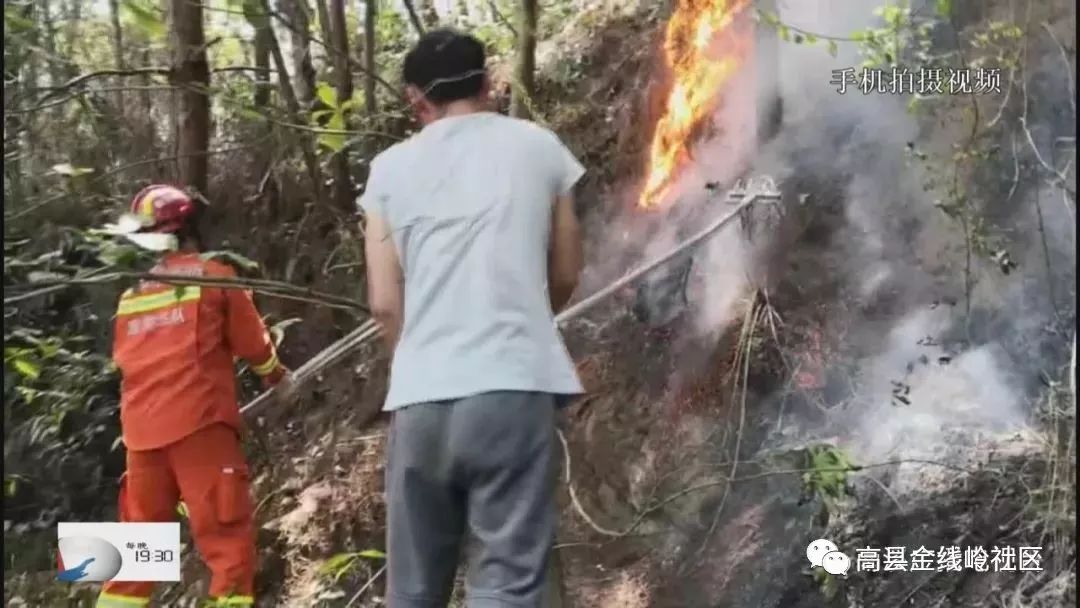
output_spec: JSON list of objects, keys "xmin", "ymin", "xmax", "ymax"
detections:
[
  {"xmin": 138, "ymin": 46, "xmax": 165, "ymax": 180},
  {"xmin": 282, "ymin": 0, "xmax": 317, "ymax": 107},
  {"xmin": 107, "ymin": 0, "xmax": 125, "ymax": 109},
  {"xmin": 509, "ymin": 0, "xmax": 537, "ymax": 119},
  {"xmin": 40, "ymin": 0, "xmax": 65, "ymax": 88},
  {"xmin": 62, "ymin": 0, "xmax": 83, "ymax": 80},
  {"xmin": 243, "ymin": 0, "xmax": 272, "ymax": 108},
  {"xmin": 260, "ymin": 0, "xmax": 325, "ymax": 202},
  {"xmin": 329, "ymin": 0, "xmax": 353, "ymax": 210},
  {"xmin": 313, "ymin": 0, "xmax": 334, "ymax": 56},
  {"xmin": 401, "ymin": 0, "xmax": 426, "ymax": 36},
  {"xmin": 363, "ymin": 0, "xmax": 377, "ymax": 116},
  {"xmin": 169, "ymin": 0, "xmax": 211, "ymax": 194}
]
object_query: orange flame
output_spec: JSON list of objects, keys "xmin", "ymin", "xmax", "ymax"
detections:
[{"xmin": 639, "ymin": 0, "xmax": 749, "ymax": 209}]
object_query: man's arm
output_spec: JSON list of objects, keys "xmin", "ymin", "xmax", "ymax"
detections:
[
  {"xmin": 548, "ymin": 192, "xmax": 583, "ymax": 313},
  {"xmin": 363, "ymin": 211, "xmax": 405, "ymax": 354},
  {"xmin": 216, "ymin": 264, "xmax": 289, "ymax": 387}
]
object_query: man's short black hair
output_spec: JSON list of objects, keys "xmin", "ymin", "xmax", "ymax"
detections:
[{"xmin": 403, "ymin": 28, "xmax": 487, "ymax": 104}]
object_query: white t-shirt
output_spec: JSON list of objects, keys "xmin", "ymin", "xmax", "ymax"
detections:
[{"xmin": 358, "ymin": 112, "xmax": 586, "ymax": 411}]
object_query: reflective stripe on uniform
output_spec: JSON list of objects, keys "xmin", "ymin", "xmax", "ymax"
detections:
[
  {"xmin": 117, "ymin": 286, "xmax": 202, "ymax": 316},
  {"xmin": 251, "ymin": 352, "xmax": 279, "ymax": 376},
  {"xmin": 96, "ymin": 592, "xmax": 150, "ymax": 607},
  {"xmin": 207, "ymin": 595, "xmax": 255, "ymax": 606}
]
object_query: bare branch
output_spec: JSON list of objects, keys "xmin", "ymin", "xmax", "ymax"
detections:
[
  {"xmin": 5, "ymin": 270, "xmax": 367, "ymax": 313},
  {"xmin": 486, "ymin": 0, "xmax": 517, "ymax": 37},
  {"xmin": 5, "ymin": 139, "xmax": 273, "ymax": 221},
  {"xmin": 267, "ymin": 7, "xmax": 404, "ymax": 102},
  {"xmin": 1041, "ymin": 22, "xmax": 1076, "ymax": 117},
  {"xmin": 401, "ymin": 0, "xmax": 427, "ymax": 36}
]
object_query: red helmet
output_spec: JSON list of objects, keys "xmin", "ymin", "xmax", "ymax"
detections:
[{"xmin": 128, "ymin": 184, "xmax": 197, "ymax": 234}]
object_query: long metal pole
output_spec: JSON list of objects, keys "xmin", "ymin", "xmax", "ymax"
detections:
[
  {"xmin": 554, "ymin": 190, "xmax": 771, "ymax": 324},
  {"xmin": 241, "ymin": 185, "xmax": 778, "ymax": 416}
]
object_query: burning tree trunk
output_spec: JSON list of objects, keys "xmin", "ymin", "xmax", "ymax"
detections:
[
  {"xmin": 169, "ymin": 0, "xmax": 210, "ymax": 195},
  {"xmin": 509, "ymin": 0, "xmax": 537, "ymax": 119}
]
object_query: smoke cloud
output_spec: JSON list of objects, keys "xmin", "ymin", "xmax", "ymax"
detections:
[{"xmin": 589, "ymin": 0, "xmax": 1075, "ymax": 486}]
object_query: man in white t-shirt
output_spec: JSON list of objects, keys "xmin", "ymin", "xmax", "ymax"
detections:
[{"xmin": 358, "ymin": 29, "xmax": 586, "ymax": 608}]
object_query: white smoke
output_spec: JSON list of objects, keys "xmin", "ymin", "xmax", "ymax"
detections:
[{"xmin": 636, "ymin": 0, "xmax": 1076, "ymax": 482}]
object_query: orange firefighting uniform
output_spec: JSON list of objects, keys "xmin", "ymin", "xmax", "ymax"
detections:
[{"xmin": 97, "ymin": 252, "xmax": 286, "ymax": 608}]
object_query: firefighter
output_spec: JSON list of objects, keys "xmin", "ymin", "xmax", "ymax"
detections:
[{"xmin": 96, "ymin": 184, "xmax": 293, "ymax": 608}]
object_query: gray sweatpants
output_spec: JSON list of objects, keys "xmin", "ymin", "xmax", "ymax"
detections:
[{"xmin": 385, "ymin": 391, "xmax": 557, "ymax": 608}]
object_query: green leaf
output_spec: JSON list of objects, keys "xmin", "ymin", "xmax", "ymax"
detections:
[
  {"xmin": 237, "ymin": 107, "xmax": 267, "ymax": 121},
  {"xmin": 50, "ymin": 163, "xmax": 95, "ymax": 177},
  {"xmin": 804, "ymin": 34, "xmax": 817, "ymax": 44},
  {"xmin": 4, "ymin": 7, "xmax": 34, "ymax": 33},
  {"xmin": 758, "ymin": 9, "xmax": 780, "ymax": 26},
  {"xmin": 777, "ymin": 24, "xmax": 790, "ymax": 42},
  {"xmin": 121, "ymin": 0, "xmax": 166, "ymax": 39},
  {"xmin": 826, "ymin": 39, "xmax": 838, "ymax": 57},
  {"xmin": 935, "ymin": 0, "xmax": 951, "ymax": 17},
  {"xmin": 357, "ymin": 549, "xmax": 386, "ymax": 560},
  {"xmin": 316, "ymin": 82, "xmax": 338, "ymax": 108},
  {"xmin": 793, "ymin": 33, "xmax": 804, "ymax": 44},
  {"xmin": 12, "ymin": 358, "xmax": 41, "ymax": 380}
]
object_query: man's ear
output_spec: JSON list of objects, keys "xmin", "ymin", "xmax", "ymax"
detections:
[
  {"xmin": 404, "ymin": 84, "xmax": 424, "ymax": 107},
  {"xmin": 479, "ymin": 73, "xmax": 495, "ymax": 106},
  {"xmin": 405, "ymin": 84, "xmax": 436, "ymax": 125}
]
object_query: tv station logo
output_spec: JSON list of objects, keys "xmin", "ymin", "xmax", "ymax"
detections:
[{"xmin": 57, "ymin": 523, "xmax": 181, "ymax": 583}]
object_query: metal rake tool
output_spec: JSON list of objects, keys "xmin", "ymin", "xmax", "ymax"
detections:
[{"xmin": 241, "ymin": 177, "xmax": 782, "ymax": 417}]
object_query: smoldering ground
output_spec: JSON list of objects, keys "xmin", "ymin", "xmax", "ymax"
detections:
[{"xmin": 576, "ymin": 0, "xmax": 1074, "ymax": 481}]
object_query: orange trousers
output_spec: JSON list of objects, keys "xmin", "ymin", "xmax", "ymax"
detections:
[{"xmin": 96, "ymin": 423, "xmax": 256, "ymax": 607}]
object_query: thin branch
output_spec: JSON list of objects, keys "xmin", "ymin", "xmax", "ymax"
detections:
[
  {"xmin": 5, "ymin": 271, "xmax": 368, "ymax": 313},
  {"xmin": 6, "ymin": 85, "xmax": 180, "ymax": 115},
  {"xmin": 558, "ymin": 427, "xmax": 989, "ymax": 540},
  {"xmin": 20, "ymin": 65, "xmax": 278, "ymax": 105},
  {"xmin": 1007, "ymin": 132, "xmax": 1021, "ymax": 202},
  {"xmin": 267, "ymin": 7, "xmax": 405, "ymax": 102},
  {"xmin": 1020, "ymin": 115, "xmax": 1075, "ymax": 194},
  {"xmin": 1041, "ymin": 22, "xmax": 1076, "ymax": 117},
  {"xmin": 486, "ymin": 0, "xmax": 517, "ymax": 37},
  {"xmin": 345, "ymin": 564, "xmax": 386, "ymax": 608},
  {"xmin": 401, "ymin": 0, "xmax": 427, "ymax": 36},
  {"xmin": 689, "ymin": 302, "xmax": 759, "ymax": 567},
  {"xmin": 1018, "ymin": 12, "xmax": 1075, "ymax": 196},
  {"xmin": 5, "ymin": 139, "xmax": 273, "ymax": 221}
]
